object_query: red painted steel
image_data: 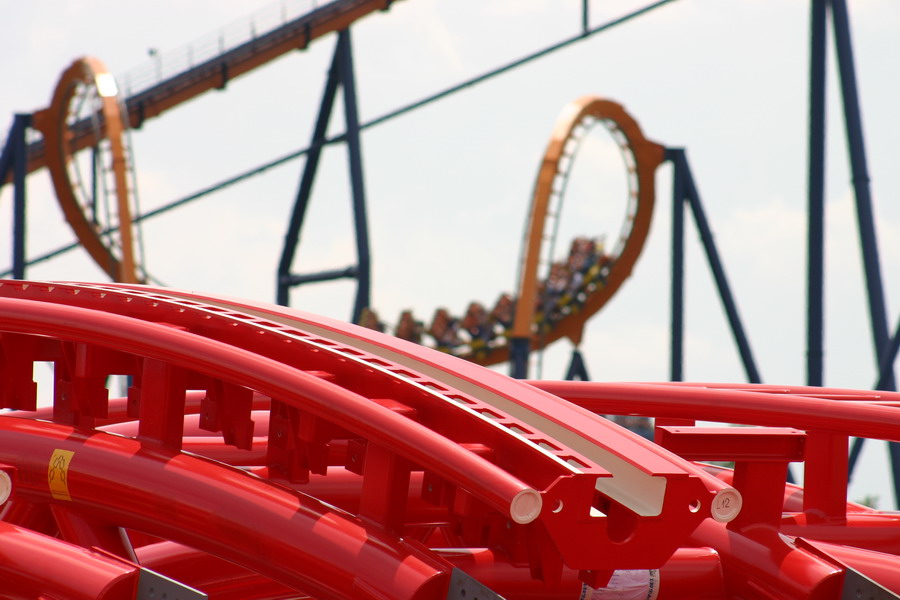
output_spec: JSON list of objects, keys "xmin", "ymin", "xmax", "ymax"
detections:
[
  {"xmin": 2, "ymin": 281, "xmax": 900, "ymax": 598},
  {"xmin": 0, "ymin": 415, "xmax": 451, "ymax": 600},
  {"xmin": 533, "ymin": 380, "xmax": 900, "ymax": 440},
  {"xmin": 136, "ymin": 543, "xmax": 727, "ymax": 600},
  {"xmin": 0, "ymin": 281, "xmax": 722, "ymax": 578},
  {"xmin": 0, "ymin": 294, "xmax": 538, "ymax": 519},
  {"xmin": 0, "ymin": 520, "xmax": 140, "ymax": 599}
]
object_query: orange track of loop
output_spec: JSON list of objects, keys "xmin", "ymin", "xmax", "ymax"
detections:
[
  {"xmin": 369, "ymin": 97, "xmax": 665, "ymax": 366},
  {"xmin": 513, "ymin": 96, "xmax": 665, "ymax": 347},
  {"xmin": 32, "ymin": 57, "xmax": 139, "ymax": 283}
]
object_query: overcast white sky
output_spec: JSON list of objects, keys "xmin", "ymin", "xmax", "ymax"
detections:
[{"xmin": 2, "ymin": 0, "xmax": 900, "ymax": 504}]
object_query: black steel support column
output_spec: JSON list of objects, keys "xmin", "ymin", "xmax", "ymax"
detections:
[
  {"xmin": 822, "ymin": 0, "xmax": 898, "ymax": 503},
  {"xmin": 0, "ymin": 115, "xmax": 32, "ymax": 280},
  {"xmin": 681, "ymin": 153, "xmax": 762, "ymax": 384},
  {"xmin": 276, "ymin": 29, "xmax": 371, "ymax": 323},
  {"xmin": 668, "ymin": 148, "xmax": 686, "ymax": 382},
  {"xmin": 12, "ymin": 115, "xmax": 29, "ymax": 279},
  {"xmin": 581, "ymin": 0, "xmax": 589, "ymax": 36},
  {"xmin": 509, "ymin": 338, "xmax": 530, "ymax": 379},
  {"xmin": 807, "ymin": 0, "xmax": 828, "ymax": 387},
  {"xmin": 565, "ymin": 348, "xmax": 590, "ymax": 381},
  {"xmin": 277, "ymin": 40, "xmax": 343, "ymax": 306},
  {"xmin": 848, "ymin": 318, "xmax": 900, "ymax": 481},
  {"xmin": 337, "ymin": 29, "xmax": 371, "ymax": 325},
  {"xmin": 277, "ymin": 37, "xmax": 343, "ymax": 307},
  {"xmin": 0, "ymin": 131, "xmax": 13, "ymax": 185},
  {"xmin": 876, "ymin": 322, "xmax": 900, "ymax": 392},
  {"xmin": 831, "ymin": 0, "xmax": 894, "ymax": 392}
]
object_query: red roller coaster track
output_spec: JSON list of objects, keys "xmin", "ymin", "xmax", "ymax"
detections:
[{"xmin": 0, "ymin": 280, "xmax": 899, "ymax": 598}]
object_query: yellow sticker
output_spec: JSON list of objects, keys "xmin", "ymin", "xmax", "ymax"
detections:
[{"xmin": 48, "ymin": 449, "xmax": 74, "ymax": 501}]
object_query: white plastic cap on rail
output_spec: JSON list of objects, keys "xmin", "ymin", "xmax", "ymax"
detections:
[
  {"xmin": 711, "ymin": 487, "xmax": 743, "ymax": 523},
  {"xmin": 511, "ymin": 488, "xmax": 543, "ymax": 524},
  {"xmin": 0, "ymin": 470, "xmax": 11, "ymax": 506}
]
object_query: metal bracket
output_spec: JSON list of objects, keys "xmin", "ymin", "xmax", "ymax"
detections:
[
  {"xmin": 842, "ymin": 566, "xmax": 900, "ymax": 600},
  {"xmin": 137, "ymin": 567, "xmax": 208, "ymax": 600},
  {"xmin": 446, "ymin": 568, "xmax": 506, "ymax": 600}
]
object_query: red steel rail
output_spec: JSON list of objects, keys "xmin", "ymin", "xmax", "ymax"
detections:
[
  {"xmin": 0, "ymin": 279, "xmax": 728, "ymax": 598},
  {"xmin": 2, "ymin": 281, "xmax": 900, "ymax": 597}
]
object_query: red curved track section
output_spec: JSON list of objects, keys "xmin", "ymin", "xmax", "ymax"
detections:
[
  {"xmin": 1, "ymin": 280, "xmax": 900, "ymax": 598},
  {"xmin": 0, "ymin": 280, "xmax": 724, "ymax": 599}
]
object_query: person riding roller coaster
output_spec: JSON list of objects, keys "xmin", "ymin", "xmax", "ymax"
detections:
[{"xmin": 358, "ymin": 236, "xmax": 611, "ymax": 361}]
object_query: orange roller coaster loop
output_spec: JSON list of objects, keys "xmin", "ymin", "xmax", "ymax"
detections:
[
  {"xmin": 513, "ymin": 95, "xmax": 665, "ymax": 347},
  {"xmin": 367, "ymin": 96, "xmax": 665, "ymax": 367},
  {"xmin": 32, "ymin": 57, "xmax": 142, "ymax": 283}
]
